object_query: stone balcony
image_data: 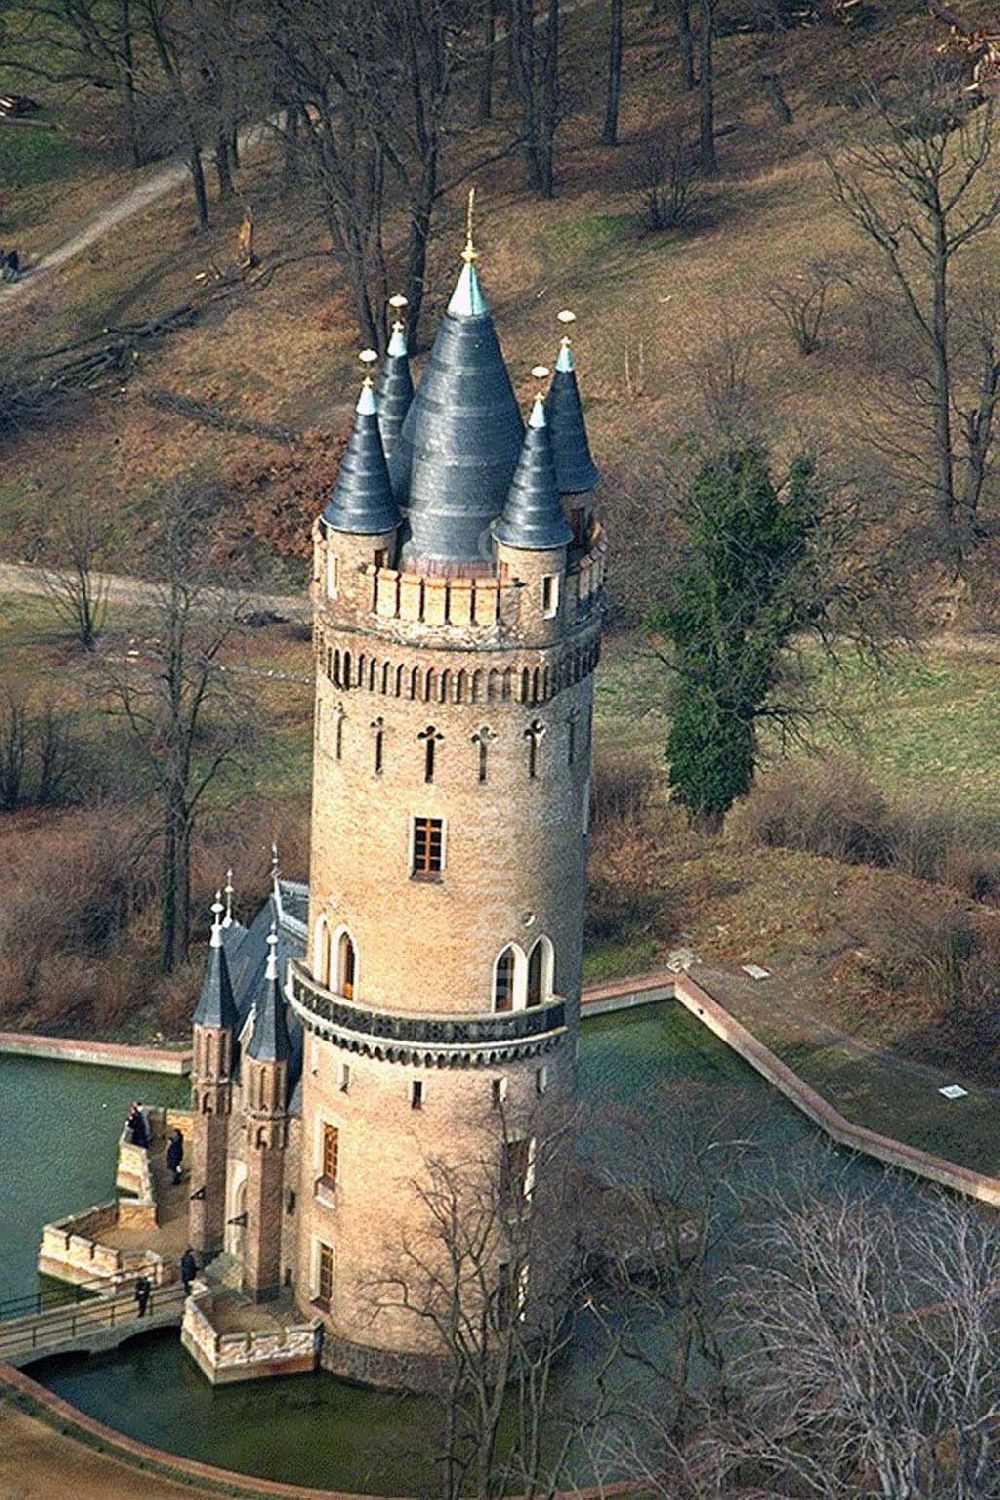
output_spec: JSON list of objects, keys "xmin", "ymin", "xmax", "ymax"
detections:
[
  {"xmin": 287, "ymin": 960, "xmax": 568, "ymax": 1066},
  {"xmin": 182, "ymin": 1288, "xmax": 321, "ymax": 1385}
]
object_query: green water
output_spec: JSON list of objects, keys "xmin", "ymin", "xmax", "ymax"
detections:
[
  {"xmin": 0, "ymin": 1056, "xmax": 189, "ymax": 1304},
  {"xmin": 10, "ymin": 1006, "xmax": 914, "ymax": 1492}
]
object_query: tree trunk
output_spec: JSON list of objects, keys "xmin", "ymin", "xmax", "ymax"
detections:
[
  {"xmin": 538, "ymin": 0, "xmax": 559, "ymax": 197},
  {"xmin": 691, "ymin": 807, "xmax": 723, "ymax": 835},
  {"xmin": 931, "ymin": 221, "xmax": 957, "ymax": 537},
  {"xmin": 119, "ymin": 0, "xmax": 141, "ymax": 168},
  {"xmin": 479, "ymin": 0, "xmax": 496, "ymax": 123},
  {"xmin": 601, "ymin": 0, "xmax": 624, "ymax": 146},
  {"xmin": 215, "ymin": 133, "xmax": 235, "ymax": 201},
  {"xmin": 677, "ymin": 0, "xmax": 695, "ymax": 90},
  {"xmin": 698, "ymin": 0, "xmax": 717, "ymax": 176},
  {"xmin": 190, "ymin": 149, "xmax": 210, "ymax": 230}
]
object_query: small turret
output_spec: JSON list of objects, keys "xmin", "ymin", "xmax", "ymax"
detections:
[
  {"xmin": 493, "ymin": 390, "xmax": 573, "ymax": 552},
  {"xmin": 544, "ymin": 311, "xmax": 599, "ymax": 498},
  {"xmin": 193, "ymin": 893, "xmax": 239, "ymax": 1033},
  {"xmin": 378, "ymin": 295, "xmax": 415, "ymax": 462},
  {"xmin": 323, "ymin": 369, "xmax": 402, "ymax": 538},
  {"xmin": 246, "ymin": 926, "xmax": 292, "ymax": 1066}
]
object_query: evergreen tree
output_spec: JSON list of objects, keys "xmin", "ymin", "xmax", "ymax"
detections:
[{"xmin": 649, "ymin": 445, "xmax": 825, "ymax": 834}]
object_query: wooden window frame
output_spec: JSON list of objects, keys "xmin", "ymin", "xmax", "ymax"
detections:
[{"xmin": 411, "ymin": 816, "xmax": 446, "ymax": 879}]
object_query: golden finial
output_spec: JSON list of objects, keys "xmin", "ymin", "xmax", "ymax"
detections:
[
  {"xmin": 531, "ymin": 364, "xmax": 551, "ymax": 394},
  {"xmin": 359, "ymin": 347, "xmax": 378, "ymax": 387},
  {"xmin": 557, "ymin": 308, "xmax": 576, "ymax": 348},
  {"xmin": 388, "ymin": 292, "xmax": 408, "ymax": 332},
  {"xmin": 462, "ymin": 187, "xmax": 478, "ymax": 264}
]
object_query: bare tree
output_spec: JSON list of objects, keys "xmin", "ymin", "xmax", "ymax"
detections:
[
  {"xmin": 719, "ymin": 1176, "xmax": 1000, "ymax": 1498},
  {"xmin": 633, "ymin": 126, "xmax": 699, "ymax": 231},
  {"xmin": 509, "ymin": 0, "xmax": 560, "ymax": 199},
  {"xmin": 0, "ymin": 692, "xmax": 28, "ymax": 812},
  {"xmin": 369, "ymin": 1102, "xmax": 595, "ymax": 1499},
  {"xmin": 601, "ymin": 0, "xmax": 625, "ymax": 147},
  {"xmin": 101, "ymin": 481, "xmax": 252, "ymax": 972},
  {"xmin": 37, "ymin": 493, "xmax": 112, "ymax": 651},
  {"xmin": 697, "ymin": 0, "xmax": 717, "ymax": 176},
  {"xmin": 827, "ymin": 67, "xmax": 1000, "ymax": 556},
  {"xmin": 765, "ymin": 253, "xmax": 858, "ymax": 355}
]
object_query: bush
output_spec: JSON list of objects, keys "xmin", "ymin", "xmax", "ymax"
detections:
[
  {"xmin": 736, "ymin": 758, "xmax": 999, "ymax": 901},
  {"xmin": 735, "ymin": 759, "xmax": 892, "ymax": 865},
  {"xmin": 858, "ymin": 889, "xmax": 999, "ymax": 1019},
  {"xmin": 631, "ymin": 127, "xmax": 699, "ymax": 233},
  {"xmin": 589, "ymin": 750, "xmax": 658, "ymax": 829}
]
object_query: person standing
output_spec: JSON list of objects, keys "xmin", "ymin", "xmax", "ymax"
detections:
[
  {"xmin": 180, "ymin": 1247, "xmax": 198, "ymax": 1296},
  {"xmin": 135, "ymin": 1100, "xmax": 151, "ymax": 1148},
  {"xmin": 134, "ymin": 1274, "xmax": 152, "ymax": 1317},
  {"xmin": 166, "ymin": 1128, "xmax": 184, "ymax": 1184}
]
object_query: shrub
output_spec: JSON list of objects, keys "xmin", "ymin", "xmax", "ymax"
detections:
[
  {"xmin": 858, "ymin": 889, "xmax": 999, "ymax": 1019},
  {"xmin": 589, "ymin": 750, "xmax": 657, "ymax": 829},
  {"xmin": 631, "ymin": 127, "xmax": 699, "ymax": 233},
  {"xmin": 734, "ymin": 758, "xmax": 892, "ymax": 865}
]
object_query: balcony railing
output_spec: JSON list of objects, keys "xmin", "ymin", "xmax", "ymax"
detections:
[{"xmin": 288, "ymin": 960, "xmax": 566, "ymax": 1050}]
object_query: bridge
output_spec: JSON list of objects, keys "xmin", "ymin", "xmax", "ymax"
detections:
[{"xmin": 0, "ymin": 1281, "xmax": 186, "ymax": 1368}]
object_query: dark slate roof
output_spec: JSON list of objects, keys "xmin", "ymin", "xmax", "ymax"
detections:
[
  {"xmin": 246, "ymin": 930, "xmax": 292, "ymax": 1065},
  {"xmin": 378, "ymin": 326, "xmax": 415, "ymax": 463},
  {"xmin": 544, "ymin": 340, "xmax": 599, "ymax": 496},
  {"xmin": 323, "ymin": 382, "xmax": 402, "ymax": 536},
  {"xmin": 493, "ymin": 396, "xmax": 573, "ymax": 551},
  {"xmin": 193, "ymin": 922, "xmax": 240, "ymax": 1032},
  {"xmin": 393, "ymin": 261, "xmax": 524, "ymax": 570},
  {"xmin": 226, "ymin": 894, "xmax": 305, "ymax": 1108}
]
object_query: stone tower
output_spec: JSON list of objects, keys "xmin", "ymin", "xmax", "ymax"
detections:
[
  {"xmin": 190, "ymin": 895, "xmax": 239, "ymax": 1254},
  {"xmin": 288, "ymin": 232, "xmax": 605, "ymax": 1385},
  {"xmin": 242, "ymin": 926, "xmax": 292, "ymax": 1300}
]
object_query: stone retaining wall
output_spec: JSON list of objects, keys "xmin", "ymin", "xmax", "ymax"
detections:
[
  {"xmin": 0, "ymin": 1031, "xmax": 191, "ymax": 1073},
  {"xmin": 672, "ymin": 971, "xmax": 1000, "ymax": 1210},
  {"xmin": 37, "ymin": 1207, "xmax": 171, "ymax": 1288},
  {"xmin": 181, "ymin": 1295, "xmax": 321, "ymax": 1386}
]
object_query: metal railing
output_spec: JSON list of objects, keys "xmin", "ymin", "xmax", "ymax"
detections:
[
  {"xmin": 0, "ymin": 1280, "xmax": 186, "ymax": 1359},
  {"xmin": 0, "ymin": 1262, "xmax": 159, "ymax": 1324}
]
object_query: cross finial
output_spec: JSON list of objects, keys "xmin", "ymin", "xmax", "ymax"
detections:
[
  {"xmin": 359, "ymin": 347, "xmax": 378, "ymax": 389},
  {"xmin": 388, "ymin": 292, "xmax": 408, "ymax": 333},
  {"xmin": 223, "ymin": 868, "xmax": 234, "ymax": 928},
  {"xmin": 462, "ymin": 187, "xmax": 477, "ymax": 264},
  {"xmin": 557, "ymin": 308, "xmax": 576, "ymax": 349}
]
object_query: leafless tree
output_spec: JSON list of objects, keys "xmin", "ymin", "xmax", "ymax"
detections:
[
  {"xmin": 827, "ymin": 66, "xmax": 1000, "ymax": 557},
  {"xmin": 601, "ymin": 0, "xmax": 625, "ymax": 147},
  {"xmin": 37, "ymin": 493, "xmax": 112, "ymax": 651},
  {"xmin": 508, "ymin": 0, "xmax": 560, "ymax": 199},
  {"xmin": 101, "ymin": 480, "xmax": 252, "ymax": 972},
  {"xmin": 633, "ymin": 126, "xmax": 699, "ymax": 231},
  {"xmin": 697, "ymin": 0, "xmax": 717, "ymax": 176},
  {"xmin": 765, "ymin": 253, "xmax": 859, "ymax": 355},
  {"xmin": 0, "ymin": 692, "xmax": 28, "ymax": 812},
  {"xmin": 718, "ymin": 1176, "xmax": 1000, "ymax": 1498},
  {"xmin": 369, "ymin": 1100, "xmax": 607, "ymax": 1499}
]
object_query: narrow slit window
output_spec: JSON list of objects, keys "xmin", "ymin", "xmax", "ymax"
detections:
[
  {"xmin": 418, "ymin": 725, "xmax": 442, "ymax": 784},
  {"xmin": 411, "ymin": 1079, "xmax": 424, "ymax": 1110},
  {"xmin": 339, "ymin": 1062, "xmax": 351, "ymax": 1093},
  {"xmin": 492, "ymin": 1078, "xmax": 507, "ymax": 1109},
  {"xmin": 525, "ymin": 720, "xmax": 545, "ymax": 780},
  {"xmin": 567, "ymin": 710, "xmax": 578, "ymax": 767},
  {"xmin": 472, "ymin": 725, "xmax": 494, "ymax": 784},
  {"xmin": 494, "ymin": 948, "xmax": 516, "ymax": 1013},
  {"xmin": 318, "ymin": 1242, "xmax": 333, "ymax": 1307},
  {"xmin": 372, "ymin": 717, "xmax": 385, "ymax": 776},
  {"xmin": 536, "ymin": 1066, "xmax": 548, "ymax": 1095},
  {"xmin": 541, "ymin": 574, "xmax": 560, "ymax": 619}
]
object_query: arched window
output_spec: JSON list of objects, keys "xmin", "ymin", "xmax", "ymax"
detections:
[
  {"xmin": 336, "ymin": 930, "xmax": 356, "ymax": 1000},
  {"xmin": 493, "ymin": 947, "xmax": 516, "ymax": 1013},
  {"xmin": 527, "ymin": 937, "xmax": 554, "ymax": 1008},
  {"xmin": 314, "ymin": 916, "xmax": 332, "ymax": 989}
]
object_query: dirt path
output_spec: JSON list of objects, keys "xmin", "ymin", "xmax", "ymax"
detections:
[
  {"xmin": 0, "ymin": 561, "xmax": 308, "ymax": 622},
  {"xmin": 0, "ymin": 1403, "xmax": 218, "ymax": 1500},
  {"xmin": 0, "ymin": 124, "xmax": 267, "ymax": 314}
]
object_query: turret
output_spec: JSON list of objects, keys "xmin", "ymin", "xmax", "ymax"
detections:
[
  {"xmin": 378, "ymin": 294, "xmax": 415, "ymax": 463},
  {"xmin": 493, "ymin": 385, "xmax": 573, "ymax": 642},
  {"xmin": 392, "ymin": 227, "xmax": 523, "ymax": 572},
  {"xmin": 544, "ymin": 311, "xmax": 599, "ymax": 548},
  {"xmin": 320, "ymin": 364, "xmax": 402, "ymax": 602},
  {"xmin": 243, "ymin": 925, "xmax": 291, "ymax": 1301},
  {"xmin": 189, "ymin": 894, "xmax": 239, "ymax": 1254}
]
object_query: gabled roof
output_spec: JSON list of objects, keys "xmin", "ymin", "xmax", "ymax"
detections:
[
  {"xmin": 544, "ymin": 338, "xmax": 599, "ymax": 496},
  {"xmin": 227, "ymin": 891, "xmax": 305, "ymax": 1105},
  {"xmin": 392, "ymin": 256, "xmax": 523, "ymax": 570},
  {"xmin": 378, "ymin": 324, "xmax": 415, "ymax": 462},
  {"xmin": 193, "ymin": 901, "xmax": 240, "ymax": 1032},
  {"xmin": 493, "ymin": 395, "xmax": 573, "ymax": 551},
  {"xmin": 323, "ymin": 381, "xmax": 402, "ymax": 536}
]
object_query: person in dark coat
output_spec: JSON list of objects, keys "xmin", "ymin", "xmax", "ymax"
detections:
[
  {"xmin": 134, "ymin": 1274, "xmax": 152, "ymax": 1317},
  {"xmin": 166, "ymin": 1128, "xmax": 184, "ymax": 1184},
  {"xmin": 180, "ymin": 1247, "xmax": 198, "ymax": 1296},
  {"xmin": 3, "ymin": 249, "xmax": 19, "ymax": 283}
]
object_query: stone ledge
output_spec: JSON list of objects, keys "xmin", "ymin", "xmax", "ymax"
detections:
[{"xmin": 0, "ymin": 1031, "xmax": 191, "ymax": 1074}]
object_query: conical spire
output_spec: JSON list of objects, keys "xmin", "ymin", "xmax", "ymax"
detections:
[
  {"xmin": 392, "ymin": 204, "xmax": 524, "ymax": 569},
  {"xmin": 324, "ymin": 369, "xmax": 402, "ymax": 536},
  {"xmin": 246, "ymin": 925, "xmax": 291, "ymax": 1064},
  {"xmin": 193, "ymin": 893, "xmax": 240, "ymax": 1031},
  {"xmin": 544, "ymin": 312, "xmax": 599, "ymax": 496},
  {"xmin": 493, "ymin": 393, "xmax": 573, "ymax": 551},
  {"xmin": 378, "ymin": 296, "xmax": 415, "ymax": 462}
]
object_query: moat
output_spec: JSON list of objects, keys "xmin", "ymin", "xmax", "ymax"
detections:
[{"xmin": 2, "ymin": 1004, "xmax": 920, "ymax": 1493}]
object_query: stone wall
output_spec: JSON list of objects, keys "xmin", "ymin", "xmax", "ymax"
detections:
[
  {"xmin": 37, "ymin": 1206, "xmax": 172, "ymax": 1287},
  {"xmin": 181, "ymin": 1295, "xmax": 320, "ymax": 1385}
]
